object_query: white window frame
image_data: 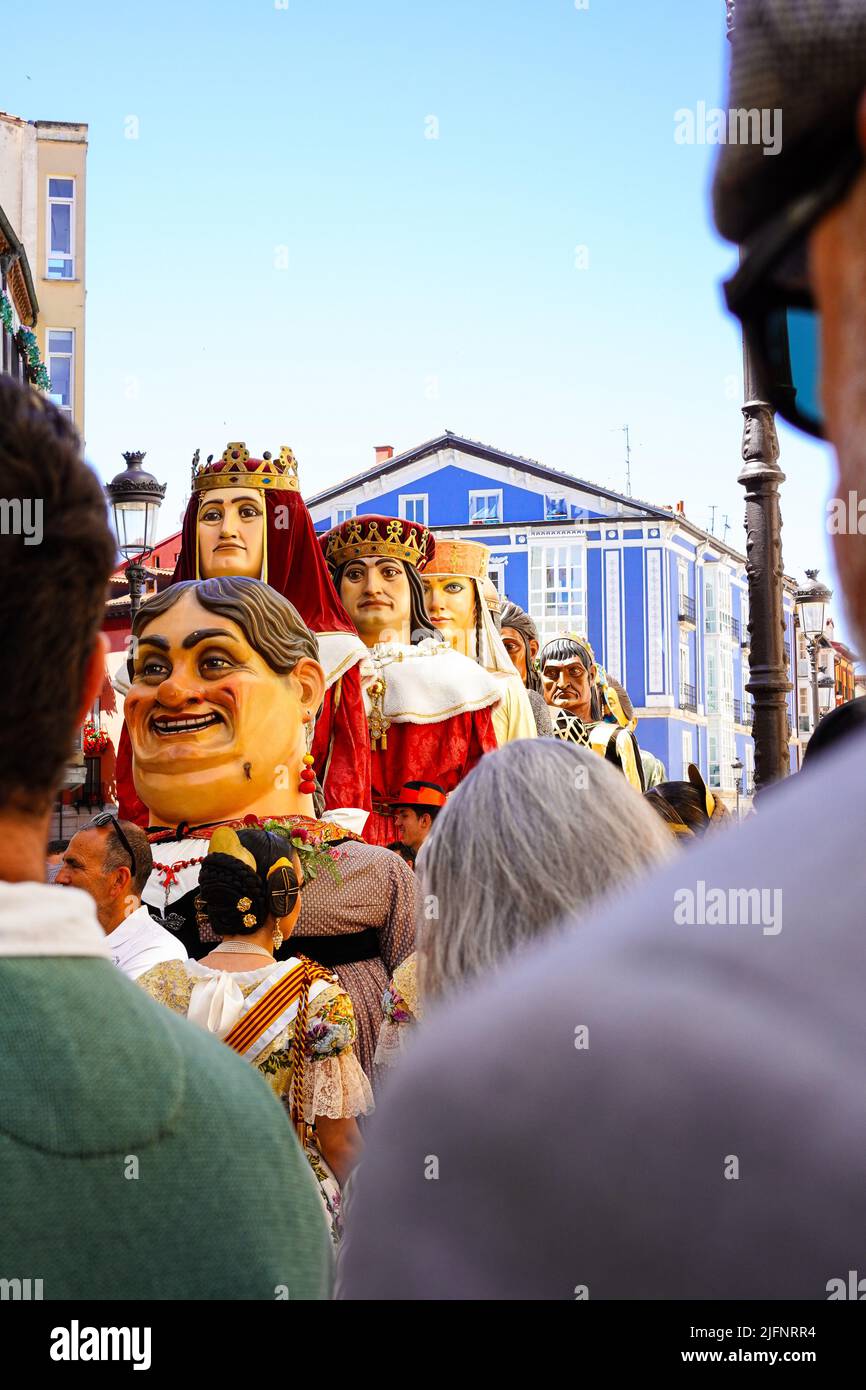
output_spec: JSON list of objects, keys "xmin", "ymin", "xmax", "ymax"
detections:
[
  {"xmin": 678, "ymin": 558, "xmax": 688, "ymax": 602},
  {"xmin": 528, "ymin": 541, "xmax": 586, "ymax": 645},
  {"xmin": 468, "ymin": 489, "xmax": 503, "ymax": 525},
  {"xmin": 679, "ymin": 640, "xmax": 690, "ymax": 691},
  {"xmin": 46, "ymin": 177, "xmax": 75, "ymax": 280},
  {"xmin": 46, "ymin": 328, "xmax": 74, "ymax": 419},
  {"xmin": 398, "ymin": 494, "xmax": 428, "ymax": 526},
  {"xmin": 334, "ymin": 505, "xmax": 355, "ymax": 526},
  {"xmin": 544, "ymin": 493, "xmax": 569, "ymax": 521},
  {"xmin": 488, "ymin": 556, "xmax": 507, "ymax": 596},
  {"xmin": 681, "ymin": 729, "xmax": 694, "ymax": 777}
]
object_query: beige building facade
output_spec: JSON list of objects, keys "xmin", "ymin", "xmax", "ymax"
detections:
[{"xmin": 0, "ymin": 112, "xmax": 87, "ymax": 432}]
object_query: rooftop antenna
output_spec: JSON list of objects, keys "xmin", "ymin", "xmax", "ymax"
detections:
[
  {"xmin": 722, "ymin": 513, "xmax": 731, "ymax": 544},
  {"xmin": 610, "ymin": 425, "xmax": 633, "ymax": 498},
  {"xmin": 708, "ymin": 504, "xmax": 717, "ymax": 535}
]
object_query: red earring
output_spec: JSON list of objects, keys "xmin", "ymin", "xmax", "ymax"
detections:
[{"xmin": 299, "ymin": 753, "xmax": 316, "ymax": 795}]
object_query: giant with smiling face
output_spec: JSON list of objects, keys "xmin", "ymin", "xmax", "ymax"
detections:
[
  {"xmin": 126, "ymin": 577, "xmax": 326, "ymax": 828},
  {"xmin": 115, "ymin": 443, "xmax": 371, "ymax": 828}
]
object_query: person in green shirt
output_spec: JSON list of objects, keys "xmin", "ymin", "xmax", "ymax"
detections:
[{"xmin": 0, "ymin": 377, "xmax": 332, "ymax": 1300}]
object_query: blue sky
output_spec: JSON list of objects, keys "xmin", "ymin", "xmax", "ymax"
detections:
[{"xmin": 6, "ymin": 0, "xmax": 851, "ymax": 643}]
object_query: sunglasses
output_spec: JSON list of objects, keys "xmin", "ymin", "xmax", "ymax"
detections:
[
  {"xmin": 90, "ymin": 812, "xmax": 137, "ymax": 881},
  {"xmin": 722, "ymin": 145, "xmax": 863, "ymax": 440}
]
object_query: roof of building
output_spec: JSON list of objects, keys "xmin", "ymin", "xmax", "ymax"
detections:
[
  {"xmin": 305, "ymin": 429, "xmax": 801, "ymax": 589},
  {"xmin": 0, "ymin": 202, "xmax": 38, "ymax": 325},
  {"xmin": 830, "ymin": 639, "xmax": 860, "ymax": 663},
  {"xmin": 305, "ymin": 430, "xmax": 673, "ymax": 520}
]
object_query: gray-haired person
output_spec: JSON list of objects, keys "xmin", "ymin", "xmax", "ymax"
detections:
[
  {"xmin": 416, "ymin": 740, "xmax": 673, "ymax": 1001},
  {"xmin": 339, "ymin": 0, "xmax": 866, "ymax": 1299}
]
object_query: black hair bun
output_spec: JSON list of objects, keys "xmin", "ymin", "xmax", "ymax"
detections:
[{"xmin": 198, "ymin": 853, "xmax": 267, "ymax": 937}]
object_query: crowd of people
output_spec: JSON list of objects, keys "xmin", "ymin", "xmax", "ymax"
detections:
[{"xmin": 3, "ymin": 0, "xmax": 866, "ymax": 1301}]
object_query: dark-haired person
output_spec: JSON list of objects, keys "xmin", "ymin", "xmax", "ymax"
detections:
[
  {"xmin": 0, "ymin": 376, "xmax": 331, "ymax": 1299},
  {"xmin": 802, "ymin": 695, "xmax": 866, "ymax": 769},
  {"xmin": 390, "ymin": 781, "xmax": 446, "ymax": 856},
  {"xmin": 385, "ymin": 840, "xmax": 417, "ymax": 869},
  {"xmin": 540, "ymin": 632, "xmax": 645, "ymax": 790},
  {"xmin": 139, "ymin": 826, "xmax": 373, "ymax": 1241},
  {"xmin": 500, "ymin": 601, "xmax": 554, "ymax": 736},
  {"xmin": 45, "ymin": 837, "xmax": 68, "ymax": 883},
  {"xmin": 320, "ymin": 516, "xmax": 503, "ymax": 845},
  {"xmin": 644, "ymin": 765, "xmax": 731, "ymax": 840},
  {"xmin": 337, "ymin": 3, "xmax": 866, "ymax": 1300},
  {"xmin": 56, "ymin": 816, "xmax": 187, "ymax": 978}
]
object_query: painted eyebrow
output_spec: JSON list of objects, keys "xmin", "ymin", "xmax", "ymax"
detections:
[
  {"xmin": 200, "ymin": 495, "xmax": 261, "ymax": 506},
  {"xmin": 137, "ymin": 634, "xmax": 170, "ymax": 652},
  {"xmin": 181, "ymin": 628, "xmax": 241, "ymax": 650}
]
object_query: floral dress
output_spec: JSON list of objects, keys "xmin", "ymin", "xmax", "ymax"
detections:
[
  {"xmin": 138, "ymin": 957, "xmax": 374, "ymax": 1241},
  {"xmin": 374, "ymin": 952, "xmax": 421, "ymax": 1072}
]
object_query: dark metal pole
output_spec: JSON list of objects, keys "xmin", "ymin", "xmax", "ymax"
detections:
[
  {"xmin": 127, "ymin": 560, "xmax": 145, "ymax": 621},
  {"xmin": 808, "ymin": 640, "xmax": 819, "ymax": 727},
  {"xmin": 726, "ymin": 3, "xmax": 791, "ymax": 790}
]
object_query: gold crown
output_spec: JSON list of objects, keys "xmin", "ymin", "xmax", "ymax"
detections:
[
  {"xmin": 193, "ymin": 442, "xmax": 300, "ymax": 494},
  {"xmin": 322, "ymin": 515, "xmax": 432, "ymax": 570},
  {"xmin": 421, "ymin": 538, "xmax": 489, "ymax": 582}
]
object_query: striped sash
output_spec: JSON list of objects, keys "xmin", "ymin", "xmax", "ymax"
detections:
[{"xmin": 223, "ymin": 958, "xmax": 334, "ymax": 1063}]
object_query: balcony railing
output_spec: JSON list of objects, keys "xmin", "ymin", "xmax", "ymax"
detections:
[
  {"xmin": 679, "ymin": 682, "xmax": 697, "ymax": 712},
  {"xmin": 678, "ymin": 593, "xmax": 696, "ymax": 624}
]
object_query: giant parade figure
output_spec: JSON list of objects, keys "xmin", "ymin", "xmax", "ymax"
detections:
[
  {"xmin": 418, "ymin": 538, "xmax": 537, "ymax": 744},
  {"xmin": 116, "ymin": 443, "xmax": 371, "ymax": 824},
  {"xmin": 320, "ymin": 515, "xmax": 504, "ymax": 845},
  {"xmin": 128, "ymin": 575, "xmax": 415, "ymax": 1079},
  {"xmin": 538, "ymin": 631, "xmax": 645, "ymax": 790}
]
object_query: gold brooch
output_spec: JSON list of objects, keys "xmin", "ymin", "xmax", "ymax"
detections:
[
  {"xmin": 237, "ymin": 896, "xmax": 252, "ymax": 912},
  {"xmin": 242, "ymin": 912, "xmax": 257, "ymax": 929}
]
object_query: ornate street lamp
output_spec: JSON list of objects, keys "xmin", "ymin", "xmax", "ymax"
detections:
[
  {"xmin": 795, "ymin": 568, "xmax": 833, "ymax": 727},
  {"xmin": 818, "ymin": 673, "xmax": 836, "ymax": 716},
  {"xmin": 724, "ymin": 0, "xmax": 791, "ymax": 793},
  {"xmin": 105, "ymin": 451, "xmax": 166, "ymax": 620},
  {"xmin": 730, "ymin": 754, "xmax": 744, "ymax": 820}
]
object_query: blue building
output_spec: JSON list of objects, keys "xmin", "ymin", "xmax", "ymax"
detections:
[{"xmin": 308, "ymin": 432, "xmax": 804, "ymax": 802}]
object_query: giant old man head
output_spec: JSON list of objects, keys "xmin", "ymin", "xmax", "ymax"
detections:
[{"xmin": 126, "ymin": 577, "xmax": 326, "ymax": 828}]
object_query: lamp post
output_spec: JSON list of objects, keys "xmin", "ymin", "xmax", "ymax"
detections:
[
  {"xmin": 818, "ymin": 673, "xmax": 836, "ymax": 717},
  {"xmin": 795, "ymin": 568, "xmax": 832, "ymax": 729},
  {"xmin": 106, "ymin": 451, "xmax": 166, "ymax": 621},
  {"xmin": 731, "ymin": 754, "xmax": 744, "ymax": 821},
  {"xmin": 724, "ymin": 1, "xmax": 791, "ymax": 793}
]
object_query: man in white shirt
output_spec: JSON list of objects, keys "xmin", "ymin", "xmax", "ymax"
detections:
[{"xmin": 57, "ymin": 815, "xmax": 187, "ymax": 978}]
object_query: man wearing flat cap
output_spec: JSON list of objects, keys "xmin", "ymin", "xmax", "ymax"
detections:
[{"xmin": 339, "ymin": 0, "xmax": 866, "ymax": 1300}]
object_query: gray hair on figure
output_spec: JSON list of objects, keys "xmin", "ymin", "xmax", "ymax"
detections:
[{"xmin": 416, "ymin": 738, "xmax": 675, "ymax": 1001}]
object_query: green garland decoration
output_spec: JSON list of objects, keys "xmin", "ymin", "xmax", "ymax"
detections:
[
  {"xmin": 0, "ymin": 291, "xmax": 13, "ymax": 336},
  {"xmin": 16, "ymin": 327, "xmax": 52, "ymax": 392}
]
